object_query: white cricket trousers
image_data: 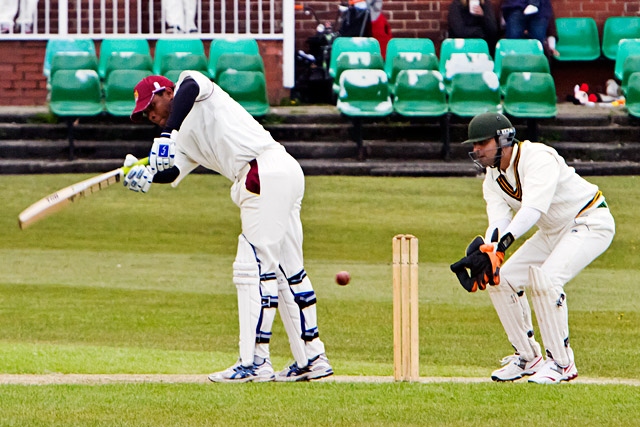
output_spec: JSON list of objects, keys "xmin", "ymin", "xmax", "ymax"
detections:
[
  {"xmin": 0, "ymin": 0, "xmax": 38, "ymax": 25},
  {"xmin": 232, "ymin": 148, "xmax": 306, "ymax": 276},
  {"xmin": 162, "ymin": 0, "xmax": 197, "ymax": 31},
  {"xmin": 501, "ymin": 205, "xmax": 615, "ymax": 290}
]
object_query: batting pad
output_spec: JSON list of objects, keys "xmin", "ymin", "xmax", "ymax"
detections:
[
  {"xmin": 277, "ymin": 272, "xmax": 308, "ymax": 366},
  {"xmin": 254, "ymin": 275, "xmax": 278, "ymax": 361},
  {"xmin": 233, "ymin": 236, "xmax": 261, "ymax": 367},
  {"xmin": 488, "ymin": 284, "xmax": 542, "ymax": 361},
  {"xmin": 529, "ymin": 266, "xmax": 572, "ymax": 367}
]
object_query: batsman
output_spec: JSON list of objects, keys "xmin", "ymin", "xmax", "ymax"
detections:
[
  {"xmin": 450, "ymin": 113, "xmax": 615, "ymax": 384},
  {"xmin": 123, "ymin": 72, "xmax": 332, "ymax": 382}
]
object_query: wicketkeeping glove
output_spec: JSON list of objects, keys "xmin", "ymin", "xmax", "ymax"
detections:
[
  {"xmin": 478, "ymin": 230, "xmax": 515, "ymax": 286},
  {"xmin": 149, "ymin": 131, "xmax": 176, "ymax": 173},
  {"xmin": 450, "ymin": 235, "xmax": 493, "ymax": 292}
]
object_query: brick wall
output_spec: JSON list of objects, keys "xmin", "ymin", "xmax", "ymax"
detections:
[
  {"xmin": 1, "ymin": 0, "xmax": 639, "ymax": 106},
  {"xmin": 0, "ymin": 42, "xmax": 49, "ymax": 106}
]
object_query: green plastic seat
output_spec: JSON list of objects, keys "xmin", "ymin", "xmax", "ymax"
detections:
[
  {"xmin": 153, "ymin": 38, "xmax": 205, "ymax": 74},
  {"xmin": 388, "ymin": 52, "xmax": 438, "ymax": 93},
  {"xmin": 215, "ymin": 53, "xmax": 265, "ymax": 81},
  {"xmin": 439, "ymin": 38, "xmax": 490, "ymax": 75},
  {"xmin": 621, "ymin": 55, "xmax": 640, "ymax": 95},
  {"xmin": 554, "ymin": 17, "xmax": 601, "ymax": 61},
  {"xmin": 50, "ymin": 52, "xmax": 99, "ymax": 79},
  {"xmin": 384, "ymin": 38, "xmax": 436, "ymax": 78},
  {"xmin": 393, "ymin": 70, "xmax": 447, "ymax": 117},
  {"xmin": 336, "ymin": 69, "xmax": 392, "ymax": 117},
  {"xmin": 448, "ymin": 71, "xmax": 501, "ymax": 117},
  {"xmin": 625, "ymin": 72, "xmax": 640, "ymax": 117},
  {"xmin": 332, "ymin": 51, "xmax": 385, "ymax": 94},
  {"xmin": 602, "ymin": 16, "xmax": 640, "ymax": 60},
  {"xmin": 98, "ymin": 39, "xmax": 151, "ymax": 79},
  {"xmin": 216, "ymin": 70, "xmax": 270, "ymax": 117},
  {"xmin": 43, "ymin": 38, "xmax": 97, "ymax": 79},
  {"xmin": 329, "ymin": 37, "xmax": 381, "ymax": 79},
  {"xmin": 503, "ymin": 72, "xmax": 557, "ymax": 118},
  {"xmin": 614, "ymin": 38, "xmax": 640, "ymax": 81},
  {"xmin": 493, "ymin": 38, "xmax": 544, "ymax": 79},
  {"xmin": 103, "ymin": 52, "xmax": 153, "ymax": 81},
  {"xmin": 499, "ymin": 54, "xmax": 550, "ymax": 90},
  {"xmin": 208, "ymin": 38, "xmax": 260, "ymax": 79},
  {"xmin": 104, "ymin": 69, "xmax": 152, "ymax": 117},
  {"xmin": 159, "ymin": 52, "xmax": 210, "ymax": 78},
  {"xmin": 49, "ymin": 69, "xmax": 103, "ymax": 117}
]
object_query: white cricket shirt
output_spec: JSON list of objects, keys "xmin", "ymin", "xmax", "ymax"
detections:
[
  {"xmin": 483, "ymin": 140, "xmax": 601, "ymax": 235},
  {"xmin": 170, "ymin": 70, "xmax": 283, "ymax": 185}
]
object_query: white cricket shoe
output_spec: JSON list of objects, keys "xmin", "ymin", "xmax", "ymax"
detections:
[
  {"xmin": 528, "ymin": 358, "xmax": 578, "ymax": 384},
  {"xmin": 275, "ymin": 353, "xmax": 334, "ymax": 382},
  {"xmin": 208, "ymin": 358, "xmax": 275, "ymax": 383},
  {"xmin": 491, "ymin": 354, "xmax": 544, "ymax": 382}
]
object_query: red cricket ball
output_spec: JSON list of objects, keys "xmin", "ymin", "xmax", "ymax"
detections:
[{"xmin": 335, "ymin": 271, "xmax": 351, "ymax": 286}]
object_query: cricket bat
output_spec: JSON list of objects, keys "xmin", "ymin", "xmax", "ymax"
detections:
[{"xmin": 18, "ymin": 157, "xmax": 149, "ymax": 230}]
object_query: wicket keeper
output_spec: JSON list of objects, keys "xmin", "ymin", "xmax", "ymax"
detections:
[{"xmin": 451, "ymin": 112, "xmax": 615, "ymax": 384}]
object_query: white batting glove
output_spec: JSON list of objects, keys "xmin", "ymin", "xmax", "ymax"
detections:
[
  {"xmin": 523, "ymin": 4, "xmax": 538, "ymax": 15},
  {"xmin": 123, "ymin": 164, "xmax": 155, "ymax": 193},
  {"xmin": 149, "ymin": 132, "xmax": 176, "ymax": 173}
]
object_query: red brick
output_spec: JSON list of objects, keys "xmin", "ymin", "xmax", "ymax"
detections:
[{"xmin": 14, "ymin": 80, "xmax": 38, "ymax": 90}]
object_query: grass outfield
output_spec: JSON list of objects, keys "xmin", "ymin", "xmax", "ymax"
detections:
[{"xmin": 1, "ymin": 174, "xmax": 639, "ymax": 425}]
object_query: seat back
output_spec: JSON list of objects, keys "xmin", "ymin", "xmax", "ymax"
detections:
[
  {"xmin": 393, "ymin": 70, "xmax": 447, "ymax": 117},
  {"xmin": 384, "ymin": 38, "xmax": 436, "ymax": 78},
  {"xmin": 626, "ymin": 72, "xmax": 640, "ymax": 117},
  {"xmin": 493, "ymin": 38, "xmax": 544, "ymax": 78},
  {"xmin": 216, "ymin": 70, "xmax": 270, "ymax": 117},
  {"xmin": 448, "ymin": 71, "xmax": 501, "ymax": 117},
  {"xmin": 614, "ymin": 38, "xmax": 640, "ymax": 81},
  {"xmin": 329, "ymin": 37, "xmax": 381, "ymax": 78},
  {"xmin": 333, "ymin": 51, "xmax": 385, "ymax": 93},
  {"xmin": 499, "ymin": 54, "xmax": 550, "ymax": 88},
  {"xmin": 602, "ymin": 16, "xmax": 640, "ymax": 60},
  {"xmin": 439, "ymin": 38, "xmax": 490, "ymax": 75},
  {"xmin": 49, "ymin": 69, "xmax": 103, "ymax": 116},
  {"xmin": 337, "ymin": 69, "xmax": 392, "ymax": 117},
  {"xmin": 554, "ymin": 17, "xmax": 601, "ymax": 61},
  {"xmin": 153, "ymin": 39, "xmax": 206, "ymax": 74},
  {"xmin": 503, "ymin": 72, "xmax": 557, "ymax": 118},
  {"xmin": 103, "ymin": 52, "xmax": 153, "ymax": 81},
  {"xmin": 215, "ymin": 53, "xmax": 265, "ymax": 80},
  {"xmin": 44, "ymin": 38, "xmax": 97, "ymax": 79},
  {"xmin": 98, "ymin": 39, "xmax": 151, "ymax": 79},
  {"xmin": 621, "ymin": 55, "xmax": 640, "ymax": 94},
  {"xmin": 389, "ymin": 53, "xmax": 438, "ymax": 90},
  {"xmin": 159, "ymin": 52, "xmax": 209, "ymax": 78},
  {"xmin": 208, "ymin": 38, "xmax": 260, "ymax": 79},
  {"xmin": 104, "ymin": 69, "xmax": 153, "ymax": 116},
  {"xmin": 50, "ymin": 52, "xmax": 99, "ymax": 79}
]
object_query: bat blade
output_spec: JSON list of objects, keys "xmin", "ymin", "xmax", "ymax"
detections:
[
  {"xmin": 18, "ymin": 169, "xmax": 123, "ymax": 229},
  {"xmin": 18, "ymin": 157, "xmax": 149, "ymax": 230}
]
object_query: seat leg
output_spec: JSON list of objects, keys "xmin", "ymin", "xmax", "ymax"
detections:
[
  {"xmin": 66, "ymin": 118, "xmax": 76, "ymax": 160},
  {"xmin": 527, "ymin": 119, "xmax": 539, "ymax": 142},
  {"xmin": 353, "ymin": 117, "xmax": 365, "ymax": 161},
  {"xmin": 440, "ymin": 113, "xmax": 451, "ymax": 160}
]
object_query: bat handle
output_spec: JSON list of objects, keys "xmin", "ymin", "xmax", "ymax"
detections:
[{"xmin": 122, "ymin": 156, "xmax": 150, "ymax": 175}]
